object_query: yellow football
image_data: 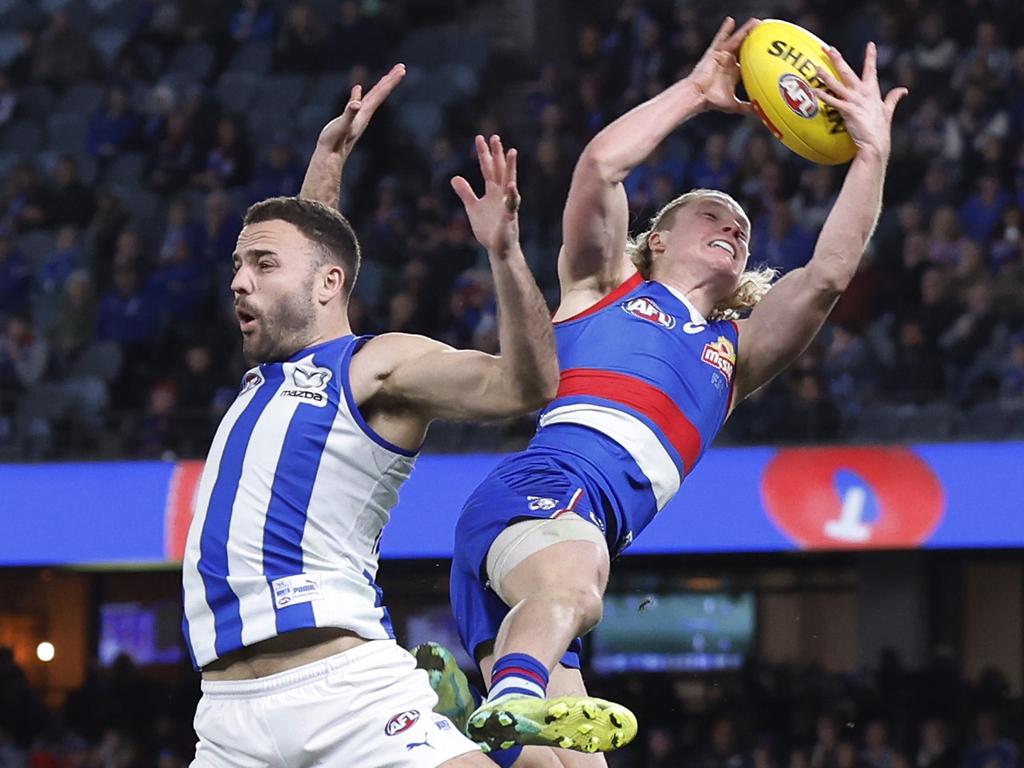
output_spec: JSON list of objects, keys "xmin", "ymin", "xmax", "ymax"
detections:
[{"xmin": 739, "ymin": 19, "xmax": 856, "ymax": 165}]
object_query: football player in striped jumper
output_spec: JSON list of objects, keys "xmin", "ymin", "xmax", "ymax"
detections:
[
  {"xmin": 442, "ymin": 19, "xmax": 907, "ymax": 766},
  {"xmin": 182, "ymin": 66, "xmax": 557, "ymax": 768}
]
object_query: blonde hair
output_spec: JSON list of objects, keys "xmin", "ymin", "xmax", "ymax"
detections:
[{"xmin": 625, "ymin": 189, "xmax": 778, "ymax": 321}]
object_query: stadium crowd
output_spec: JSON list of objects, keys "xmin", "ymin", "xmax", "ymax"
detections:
[
  {"xmin": 0, "ymin": 642, "xmax": 1021, "ymax": 768},
  {"xmin": 0, "ymin": 0, "xmax": 1023, "ymax": 458}
]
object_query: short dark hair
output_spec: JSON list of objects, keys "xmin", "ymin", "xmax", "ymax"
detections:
[{"xmin": 243, "ymin": 196, "xmax": 361, "ymax": 297}]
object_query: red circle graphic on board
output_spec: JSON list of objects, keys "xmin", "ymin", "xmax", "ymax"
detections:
[{"xmin": 761, "ymin": 447, "xmax": 945, "ymax": 549}]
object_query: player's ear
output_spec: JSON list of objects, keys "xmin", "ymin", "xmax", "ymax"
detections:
[
  {"xmin": 317, "ymin": 263, "xmax": 346, "ymax": 305},
  {"xmin": 647, "ymin": 230, "xmax": 667, "ymax": 254}
]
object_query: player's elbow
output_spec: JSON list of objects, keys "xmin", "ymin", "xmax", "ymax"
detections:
[
  {"xmin": 806, "ymin": 255, "xmax": 853, "ymax": 298},
  {"xmin": 575, "ymin": 145, "xmax": 622, "ymax": 185}
]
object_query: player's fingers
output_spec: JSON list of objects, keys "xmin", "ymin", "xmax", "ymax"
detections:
[
  {"xmin": 450, "ymin": 176, "xmax": 478, "ymax": 207},
  {"xmin": 884, "ymin": 86, "xmax": 909, "ymax": 114},
  {"xmin": 812, "ymin": 88, "xmax": 845, "ymax": 111},
  {"xmin": 710, "ymin": 17, "xmax": 735, "ymax": 48},
  {"xmin": 861, "ymin": 42, "xmax": 878, "ymax": 87},
  {"xmin": 490, "ymin": 135, "xmax": 505, "ymax": 185},
  {"xmin": 475, "ymin": 134, "xmax": 494, "ymax": 182},
  {"xmin": 505, "ymin": 147, "xmax": 518, "ymax": 191},
  {"xmin": 362, "ymin": 63, "xmax": 405, "ymax": 111},
  {"xmin": 723, "ymin": 17, "xmax": 760, "ymax": 53},
  {"xmin": 823, "ymin": 45, "xmax": 859, "ymax": 87},
  {"xmin": 731, "ymin": 98, "xmax": 755, "ymax": 116},
  {"xmin": 815, "ymin": 65, "xmax": 854, "ymax": 100}
]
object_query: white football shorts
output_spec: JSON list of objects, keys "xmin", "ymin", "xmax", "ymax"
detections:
[{"xmin": 190, "ymin": 639, "xmax": 479, "ymax": 767}]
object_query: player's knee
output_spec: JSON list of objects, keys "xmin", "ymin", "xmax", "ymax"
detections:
[{"xmin": 559, "ymin": 586, "xmax": 603, "ymax": 634}]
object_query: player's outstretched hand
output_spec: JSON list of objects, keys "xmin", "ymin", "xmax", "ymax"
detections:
[
  {"xmin": 451, "ymin": 135, "xmax": 521, "ymax": 259},
  {"xmin": 686, "ymin": 16, "xmax": 760, "ymax": 115},
  {"xmin": 813, "ymin": 42, "xmax": 907, "ymax": 159},
  {"xmin": 314, "ymin": 63, "xmax": 406, "ymax": 157}
]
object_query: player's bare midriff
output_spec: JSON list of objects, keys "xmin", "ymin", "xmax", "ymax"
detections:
[{"xmin": 201, "ymin": 627, "xmax": 368, "ymax": 680}]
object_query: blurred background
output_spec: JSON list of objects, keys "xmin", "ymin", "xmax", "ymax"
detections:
[{"xmin": 0, "ymin": 0, "xmax": 1022, "ymax": 765}]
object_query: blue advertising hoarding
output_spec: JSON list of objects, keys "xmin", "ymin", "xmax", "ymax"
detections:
[{"xmin": 0, "ymin": 443, "xmax": 1022, "ymax": 566}]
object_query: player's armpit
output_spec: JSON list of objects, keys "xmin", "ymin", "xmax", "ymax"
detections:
[
  {"xmin": 357, "ymin": 333, "xmax": 549, "ymax": 422},
  {"xmin": 732, "ymin": 266, "xmax": 840, "ymax": 402}
]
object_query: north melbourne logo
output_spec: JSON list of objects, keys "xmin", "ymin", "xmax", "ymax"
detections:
[{"xmin": 240, "ymin": 370, "xmax": 263, "ymax": 395}]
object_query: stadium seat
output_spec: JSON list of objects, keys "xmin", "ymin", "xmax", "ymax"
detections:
[
  {"xmin": 901, "ymin": 401, "xmax": 956, "ymax": 442},
  {"xmin": 0, "ymin": 119, "xmax": 42, "ymax": 155},
  {"xmin": 214, "ymin": 71, "xmax": 260, "ymax": 115},
  {"xmin": 436, "ymin": 63, "xmax": 480, "ymax": 99},
  {"xmin": 109, "ymin": 184, "xmax": 159, "ymax": 229},
  {"xmin": 307, "ymin": 74, "xmax": 350, "ymax": 113},
  {"xmin": 39, "ymin": 0, "xmax": 72, "ymax": 13},
  {"xmin": 55, "ymin": 82, "xmax": 105, "ymax": 117},
  {"xmin": 0, "ymin": 33, "xmax": 20, "ymax": 68},
  {"xmin": 91, "ymin": 26, "xmax": 128, "ymax": 66},
  {"xmin": 394, "ymin": 101, "xmax": 443, "ymax": 152},
  {"xmin": 959, "ymin": 401, "xmax": 1010, "ymax": 440},
  {"xmin": 70, "ymin": 342, "xmax": 122, "ymax": 382},
  {"xmin": 104, "ymin": 151, "xmax": 147, "ymax": 187},
  {"xmin": 167, "ymin": 42, "xmax": 215, "ymax": 82},
  {"xmin": 0, "ymin": 1, "xmax": 40, "ymax": 28},
  {"xmin": 850, "ymin": 403, "xmax": 906, "ymax": 442},
  {"xmin": 352, "ymin": 257, "xmax": 383, "ymax": 308},
  {"xmin": 16, "ymin": 230, "xmax": 56, "ymax": 267},
  {"xmin": 253, "ymin": 75, "xmax": 309, "ymax": 116},
  {"xmin": 46, "ymin": 114, "xmax": 89, "ymax": 154},
  {"xmin": 226, "ymin": 42, "xmax": 272, "ymax": 74},
  {"xmin": 18, "ymin": 84, "xmax": 55, "ymax": 121},
  {"xmin": 86, "ymin": 0, "xmax": 118, "ymax": 14}
]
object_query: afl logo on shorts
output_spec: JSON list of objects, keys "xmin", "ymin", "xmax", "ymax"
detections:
[
  {"xmin": 621, "ymin": 297, "xmax": 676, "ymax": 329},
  {"xmin": 778, "ymin": 73, "xmax": 818, "ymax": 118},
  {"xmin": 385, "ymin": 710, "xmax": 420, "ymax": 736},
  {"xmin": 761, "ymin": 447, "xmax": 945, "ymax": 549}
]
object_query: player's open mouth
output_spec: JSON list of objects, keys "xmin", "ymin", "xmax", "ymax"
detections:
[
  {"xmin": 708, "ymin": 239, "xmax": 736, "ymax": 258},
  {"xmin": 236, "ymin": 308, "xmax": 258, "ymax": 332}
]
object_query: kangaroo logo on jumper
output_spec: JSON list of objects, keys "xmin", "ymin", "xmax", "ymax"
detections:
[
  {"xmin": 621, "ymin": 297, "xmax": 676, "ymax": 329},
  {"xmin": 239, "ymin": 370, "xmax": 263, "ymax": 395},
  {"xmin": 778, "ymin": 73, "xmax": 818, "ymax": 118},
  {"xmin": 279, "ymin": 363, "xmax": 332, "ymax": 406},
  {"xmin": 528, "ymin": 496, "xmax": 557, "ymax": 511},
  {"xmin": 271, "ymin": 573, "xmax": 322, "ymax": 608},
  {"xmin": 701, "ymin": 336, "xmax": 736, "ymax": 379},
  {"xmin": 385, "ymin": 710, "xmax": 420, "ymax": 737},
  {"xmin": 293, "ymin": 365, "xmax": 332, "ymax": 390}
]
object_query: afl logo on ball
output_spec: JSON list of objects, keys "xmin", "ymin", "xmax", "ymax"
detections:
[
  {"xmin": 778, "ymin": 73, "xmax": 818, "ymax": 118},
  {"xmin": 621, "ymin": 297, "xmax": 676, "ymax": 329},
  {"xmin": 761, "ymin": 447, "xmax": 945, "ymax": 549},
  {"xmin": 385, "ymin": 710, "xmax": 420, "ymax": 736}
]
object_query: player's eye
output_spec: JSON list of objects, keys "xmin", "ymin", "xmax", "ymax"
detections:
[
  {"xmin": 258, "ymin": 261, "xmax": 275, "ymax": 271},
  {"xmin": 703, "ymin": 212, "xmax": 717, "ymax": 220}
]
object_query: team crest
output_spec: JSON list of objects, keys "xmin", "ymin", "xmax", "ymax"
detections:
[
  {"xmin": 621, "ymin": 297, "xmax": 676, "ymax": 329},
  {"xmin": 239, "ymin": 370, "xmax": 263, "ymax": 395},
  {"xmin": 701, "ymin": 336, "xmax": 736, "ymax": 379}
]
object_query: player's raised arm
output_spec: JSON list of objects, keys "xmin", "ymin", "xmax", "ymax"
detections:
[
  {"xmin": 733, "ymin": 42, "xmax": 908, "ymax": 402},
  {"xmin": 367, "ymin": 135, "xmax": 559, "ymax": 421},
  {"xmin": 560, "ymin": 16, "xmax": 758, "ymax": 292},
  {"xmin": 299, "ymin": 63, "xmax": 406, "ymax": 209}
]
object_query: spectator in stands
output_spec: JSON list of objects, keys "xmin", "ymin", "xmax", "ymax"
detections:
[
  {"xmin": 96, "ymin": 266, "xmax": 159, "ymax": 348},
  {"xmin": 158, "ymin": 197, "xmax": 200, "ymax": 264},
  {"xmin": 693, "ymin": 716, "xmax": 751, "ymax": 768},
  {"xmin": 1, "ymin": 163, "xmax": 48, "ymax": 234},
  {"xmin": 962, "ymin": 711, "xmax": 1019, "ymax": 768},
  {"xmin": 960, "ymin": 175, "xmax": 1011, "ymax": 243},
  {"xmin": 0, "ymin": 236, "xmax": 31, "ymax": 317},
  {"xmin": 332, "ymin": 0, "xmax": 387, "ymax": 70},
  {"xmin": 0, "ymin": 72, "xmax": 16, "ymax": 130},
  {"xmin": 37, "ymin": 225, "xmax": 83, "ymax": 297},
  {"xmin": 863, "ymin": 720, "xmax": 897, "ymax": 768},
  {"xmin": 690, "ymin": 133, "xmax": 737, "ymax": 191},
  {"xmin": 31, "ymin": 10, "xmax": 97, "ymax": 89},
  {"xmin": 811, "ymin": 714, "xmax": 842, "ymax": 768},
  {"xmin": 755, "ymin": 200, "xmax": 816, "ymax": 274},
  {"xmin": 0, "ymin": 313, "xmax": 50, "ymax": 420},
  {"xmin": 88, "ymin": 85, "xmax": 140, "ymax": 164},
  {"xmin": 46, "ymin": 156, "xmax": 96, "ymax": 230},
  {"xmin": 6, "ymin": 27, "xmax": 36, "ymax": 87},
  {"xmin": 917, "ymin": 718, "xmax": 958, "ymax": 768},
  {"xmin": 148, "ymin": 113, "xmax": 199, "ymax": 193},
  {"xmin": 49, "ymin": 270, "xmax": 97, "ymax": 372},
  {"xmin": 1001, "ymin": 333, "xmax": 1024, "ymax": 401},
  {"xmin": 274, "ymin": 2, "xmax": 327, "ymax": 73},
  {"xmin": 192, "ymin": 115, "xmax": 252, "ymax": 190},
  {"xmin": 229, "ymin": 0, "xmax": 275, "ymax": 45},
  {"xmin": 248, "ymin": 133, "xmax": 303, "ymax": 203},
  {"xmin": 147, "ymin": 239, "xmax": 210, "ymax": 336}
]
